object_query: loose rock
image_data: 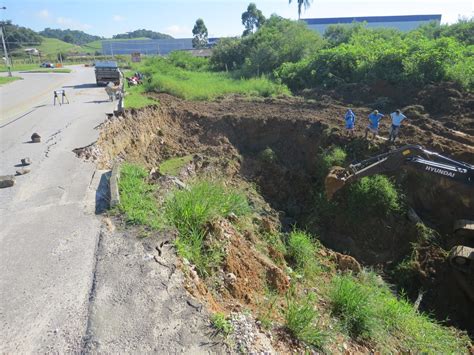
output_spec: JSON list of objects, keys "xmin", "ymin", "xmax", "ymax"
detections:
[
  {"xmin": 0, "ymin": 175, "xmax": 15, "ymax": 188},
  {"xmin": 16, "ymin": 168, "xmax": 31, "ymax": 176}
]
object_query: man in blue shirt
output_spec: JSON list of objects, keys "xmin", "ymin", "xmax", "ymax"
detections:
[
  {"xmin": 365, "ymin": 110, "xmax": 384, "ymax": 139},
  {"xmin": 344, "ymin": 109, "xmax": 356, "ymax": 137},
  {"xmin": 389, "ymin": 109, "xmax": 407, "ymax": 143}
]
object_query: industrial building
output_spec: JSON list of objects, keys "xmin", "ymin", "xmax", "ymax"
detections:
[
  {"xmin": 302, "ymin": 14, "xmax": 442, "ymax": 34},
  {"xmin": 100, "ymin": 37, "xmax": 221, "ymax": 56}
]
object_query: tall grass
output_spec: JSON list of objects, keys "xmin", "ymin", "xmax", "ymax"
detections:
[
  {"xmin": 117, "ymin": 163, "xmax": 161, "ymax": 229},
  {"xmin": 286, "ymin": 230, "xmax": 319, "ymax": 277},
  {"xmin": 140, "ymin": 57, "xmax": 290, "ymax": 100},
  {"xmin": 285, "ymin": 291, "xmax": 326, "ymax": 348},
  {"xmin": 329, "ymin": 272, "xmax": 471, "ymax": 352},
  {"xmin": 164, "ymin": 180, "xmax": 251, "ymax": 276}
]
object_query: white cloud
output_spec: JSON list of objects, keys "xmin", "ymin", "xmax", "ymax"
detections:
[
  {"xmin": 56, "ymin": 17, "xmax": 92, "ymax": 30},
  {"xmin": 164, "ymin": 25, "xmax": 191, "ymax": 38},
  {"xmin": 113, "ymin": 15, "xmax": 124, "ymax": 22},
  {"xmin": 37, "ymin": 9, "xmax": 50, "ymax": 19}
]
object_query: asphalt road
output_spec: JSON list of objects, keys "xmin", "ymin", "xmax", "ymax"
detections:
[{"xmin": 0, "ymin": 66, "xmax": 115, "ymax": 352}]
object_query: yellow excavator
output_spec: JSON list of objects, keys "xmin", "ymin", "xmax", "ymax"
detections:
[{"xmin": 325, "ymin": 144, "xmax": 474, "ymax": 301}]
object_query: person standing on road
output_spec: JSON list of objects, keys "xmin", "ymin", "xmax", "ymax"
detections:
[
  {"xmin": 344, "ymin": 109, "xmax": 356, "ymax": 137},
  {"xmin": 365, "ymin": 110, "xmax": 384, "ymax": 139},
  {"xmin": 389, "ymin": 109, "xmax": 407, "ymax": 143}
]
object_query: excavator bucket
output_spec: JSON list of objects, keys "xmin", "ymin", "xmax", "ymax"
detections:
[{"xmin": 325, "ymin": 166, "xmax": 349, "ymax": 200}]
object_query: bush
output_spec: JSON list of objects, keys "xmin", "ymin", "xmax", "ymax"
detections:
[
  {"xmin": 210, "ymin": 15, "xmax": 325, "ymax": 77},
  {"xmin": 347, "ymin": 175, "xmax": 400, "ymax": 218},
  {"xmin": 285, "ymin": 292, "xmax": 325, "ymax": 348},
  {"xmin": 167, "ymin": 51, "xmax": 209, "ymax": 71},
  {"xmin": 321, "ymin": 147, "xmax": 347, "ymax": 173},
  {"xmin": 275, "ymin": 23, "xmax": 472, "ymax": 91}
]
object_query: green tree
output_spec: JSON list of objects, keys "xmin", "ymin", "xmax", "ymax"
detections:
[
  {"xmin": 63, "ymin": 34, "xmax": 74, "ymax": 43},
  {"xmin": 192, "ymin": 18, "xmax": 208, "ymax": 49},
  {"xmin": 241, "ymin": 3, "xmax": 265, "ymax": 36},
  {"xmin": 288, "ymin": 0, "xmax": 313, "ymax": 20}
]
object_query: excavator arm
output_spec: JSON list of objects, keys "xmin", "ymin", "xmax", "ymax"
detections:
[
  {"xmin": 324, "ymin": 145, "xmax": 474, "ymax": 301},
  {"xmin": 325, "ymin": 145, "xmax": 473, "ymax": 199}
]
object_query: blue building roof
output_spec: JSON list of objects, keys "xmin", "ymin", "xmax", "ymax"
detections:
[{"xmin": 303, "ymin": 14, "xmax": 441, "ymax": 25}]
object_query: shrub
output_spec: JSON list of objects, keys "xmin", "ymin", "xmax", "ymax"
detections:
[
  {"xmin": 168, "ymin": 50, "xmax": 209, "ymax": 71},
  {"xmin": 211, "ymin": 15, "xmax": 325, "ymax": 77},
  {"xmin": 285, "ymin": 292, "xmax": 325, "ymax": 348},
  {"xmin": 258, "ymin": 147, "xmax": 278, "ymax": 163},
  {"xmin": 347, "ymin": 175, "xmax": 400, "ymax": 218},
  {"xmin": 321, "ymin": 147, "xmax": 347, "ymax": 173},
  {"xmin": 329, "ymin": 275, "xmax": 373, "ymax": 338}
]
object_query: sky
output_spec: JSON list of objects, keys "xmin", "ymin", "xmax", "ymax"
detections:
[{"xmin": 2, "ymin": 0, "xmax": 473, "ymax": 38}]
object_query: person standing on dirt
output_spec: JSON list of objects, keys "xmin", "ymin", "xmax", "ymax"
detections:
[
  {"xmin": 388, "ymin": 109, "xmax": 407, "ymax": 143},
  {"xmin": 344, "ymin": 109, "xmax": 356, "ymax": 137},
  {"xmin": 365, "ymin": 110, "xmax": 384, "ymax": 139}
]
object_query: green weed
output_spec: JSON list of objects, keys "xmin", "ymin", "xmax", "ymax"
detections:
[
  {"xmin": 329, "ymin": 272, "xmax": 471, "ymax": 352},
  {"xmin": 159, "ymin": 155, "xmax": 193, "ymax": 176},
  {"xmin": 124, "ymin": 82, "xmax": 158, "ymax": 109},
  {"xmin": 210, "ymin": 313, "xmax": 233, "ymax": 336},
  {"xmin": 286, "ymin": 230, "xmax": 320, "ymax": 278},
  {"xmin": 329, "ymin": 274, "xmax": 373, "ymax": 339},
  {"xmin": 0, "ymin": 76, "xmax": 21, "ymax": 85},
  {"xmin": 285, "ymin": 291, "xmax": 326, "ymax": 348},
  {"xmin": 137, "ymin": 57, "xmax": 290, "ymax": 101},
  {"xmin": 164, "ymin": 180, "xmax": 251, "ymax": 276},
  {"xmin": 117, "ymin": 163, "xmax": 161, "ymax": 229}
]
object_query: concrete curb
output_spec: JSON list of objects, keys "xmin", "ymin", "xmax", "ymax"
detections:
[{"xmin": 109, "ymin": 163, "xmax": 121, "ymax": 209}]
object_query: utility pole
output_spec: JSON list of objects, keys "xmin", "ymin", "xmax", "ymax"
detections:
[
  {"xmin": 0, "ymin": 26, "xmax": 11, "ymax": 77},
  {"xmin": 0, "ymin": 6, "xmax": 11, "ymax": 77}
]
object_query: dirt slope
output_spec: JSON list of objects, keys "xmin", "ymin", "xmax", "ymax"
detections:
[{"xmin": 89, "ymin": 92, "xmax": 474, "ymax": 343}]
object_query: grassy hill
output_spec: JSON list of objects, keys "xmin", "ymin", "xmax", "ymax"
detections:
[{"xmin": 37, "ymin": 37, "xmax": 82, "ymax": 56}]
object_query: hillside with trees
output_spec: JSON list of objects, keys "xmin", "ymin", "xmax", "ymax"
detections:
[
  {"xmin": 0, "ymin": 21, "xmax": 43, "ymax": 50},
  {"xmin": 39, "ymin": 28, "xmax": 102, "ymax": 45},
  {"xmin": 113, "ymin": 29, "xmax": 173, "ymax": 40}
]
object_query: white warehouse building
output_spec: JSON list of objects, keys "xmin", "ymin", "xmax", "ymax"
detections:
[{"xmin": 302, "ymin": 14, "xmax": 442, "ymax": 34}]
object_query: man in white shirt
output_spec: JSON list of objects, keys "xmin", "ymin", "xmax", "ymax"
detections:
[{"xmin": 389, "ymin": 109, "xmax": 407, "ymax": 143}]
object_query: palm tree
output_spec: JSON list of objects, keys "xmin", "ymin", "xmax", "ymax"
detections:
[{"xmin": 288, "ymin": 0, "xmax": 312, "ymax": 20}]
